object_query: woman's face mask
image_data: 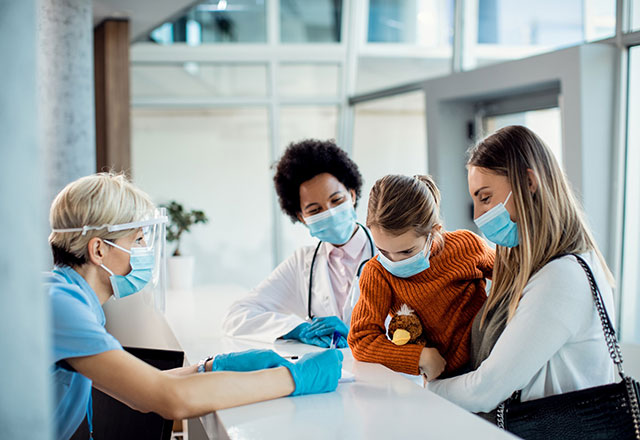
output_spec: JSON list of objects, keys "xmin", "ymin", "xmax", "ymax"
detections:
[
  {"xmin": 100, "ymin": 239, "xmax": 154, "ymax": 299},
  {"xmin": 302, "ymin": 199, "xmax": 357, "ymax": 245},
  {"xmin": 474, "ymin": 192, "xmax": 519, "ymax": 248},
  {"xmin": 299, "ymin": 173, "xmax": 357, "ymax": 245},
  {"xmin": 468, "ymin": 166, "xmax": 519, "ymax": 248}
]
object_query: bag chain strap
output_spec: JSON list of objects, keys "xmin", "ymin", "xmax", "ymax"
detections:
[
  {"xmin": 497, "ymin": 255, "xmax": 640, "ymax": 436},
  {"xmin": 574, "ymin": 256, "xmax": 640, "ymax": 439}
]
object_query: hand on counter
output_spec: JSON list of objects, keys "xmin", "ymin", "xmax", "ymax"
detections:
[
  {"xmin": 285, "ymin": 350, "xmax": 344, "ymax": 396},
  {"xmin": 282, "ymin": 319, "xmax": 349, "ymax": 348},
  {"xmin": 419, "ymin": 347, "xmax": 446, "ymax": 382}
]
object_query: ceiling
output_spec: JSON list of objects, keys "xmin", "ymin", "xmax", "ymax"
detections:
[{"xmin": 93, "ymin": 0, "xmax": 200, "ymax": 42}]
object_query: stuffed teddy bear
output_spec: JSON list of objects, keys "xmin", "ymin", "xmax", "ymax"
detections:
[{"xmin": 387, "ymin": 304, "xmax": 427, "ymax": 346}]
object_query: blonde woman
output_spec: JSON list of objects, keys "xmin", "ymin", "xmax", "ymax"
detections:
[
  {"xmin": 48, "ymin": 173, "xmax": 342, "ymax": 440},
  {"xmin": 427, "ymin": 125, "xmax": 616, "ymax": 414}
]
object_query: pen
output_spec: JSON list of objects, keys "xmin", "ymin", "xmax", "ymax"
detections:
[
  {"xmin": 283, "ymin": 355, "xmax": 299, "ymax": 360},
  {"xmin": 330, "ymin": 331, "xmax": 340, "ymax": 349}
]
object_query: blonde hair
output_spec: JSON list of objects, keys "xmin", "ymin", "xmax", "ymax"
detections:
[
  {"xmin": 49, "ymin": 172, "xmax": 155, "ymax": 266},
  {"xmin": 468, "ymin": 125, "xmax": 615, "ymax": 326},
  {"xmin": 366, "ymin": 174, "xmax": 444, "ymax": 251}
]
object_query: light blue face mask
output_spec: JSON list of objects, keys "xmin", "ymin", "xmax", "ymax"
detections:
[
  {"xmin": 474, "ymin": 191, "xmax": 519, "ymax": 248},
  {"xmin": 100, "ymin": 240, "xmax": 155, "ymax": 299},
  {"xmin": 303, "ymin": 199, "xmax": 357, "ymax": 245},
  {"xmin": 377, "ymin": 234, "xmax": 432, "ymax": 278}
]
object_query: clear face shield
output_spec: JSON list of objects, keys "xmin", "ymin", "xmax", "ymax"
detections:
[
  {"xmin": 52, "ymin": 208, "xmax": 169, "ymax": 312},
  {"xmin": 123, "ymin": 208, "xmax": 168, "ymax": 312}
]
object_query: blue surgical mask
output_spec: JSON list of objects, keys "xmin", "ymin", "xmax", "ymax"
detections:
[
  {"xmin": 303, "ymin": 199, "xmax": 357, "ymax": 245},
  {"xmin": 377, "ymin": 235, "xmax": 432, "ymax": 278},
  {"xmin": 474, "ymin": 191, "xmax": 519, "ymax": 248},
  {"xmin": 100, "ymin": 240, "xmax": 155, "ymax": 299}
]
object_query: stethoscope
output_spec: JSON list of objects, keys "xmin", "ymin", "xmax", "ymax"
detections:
[{"xmin": 307, "ymin": 222, "xmax": 375, "ymax": 321}]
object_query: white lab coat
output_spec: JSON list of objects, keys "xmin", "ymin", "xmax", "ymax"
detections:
[{"xmin": 222, "ymin": 231, "xmax": 375, "ymax": 343}]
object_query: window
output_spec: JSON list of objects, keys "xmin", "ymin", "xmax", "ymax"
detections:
[
  {"xmin": 621, "ymin": 46, "xmax": 640, "ymax": 341},
  {"xmin": 131, "ymin": 63, "xmax": 268, "ymax": 99},
  {"xmin": 278, "ymin": 64, "xmax": 340, "ymax": 98},
  {"xmin": 367, "ymin": 0, "xmax": 453, "ymax": 45},
  {"xmin": 633, "ymin": 0, "xmax": 640, "ymax": 31},
  {"xmin": 149, "ymin": 0, "xmax": 267, "ymax": 44},
  {"xmin": 467, "ymin": 0, "xmax": 616, "ymax": 69},
  {"xmin": 358, "ymin": 0, "xmax": 454, "ymax": 93},
  {"xmin": 482, "ymin": 107, "xmax": 563, "ymax": 165},
  {"xmin": 351, "ymin": 91, "xmax": 427, "ymax": 221},
  {"xmin": 280, "ymin": 0, "xmax": 343, "ymax": 43}
]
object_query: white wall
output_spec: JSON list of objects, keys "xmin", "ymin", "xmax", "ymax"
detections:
[{"xmin": 132, "ymin": 107, "xmax": 274, "ymax": 289}]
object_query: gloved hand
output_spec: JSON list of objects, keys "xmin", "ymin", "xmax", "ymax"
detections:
[
  {"xmin": 284, "ymin": 350, "xmax": 343, "ymax": 396},
  {"xmin": 303, "ymin": 316, "xmax": 349, "ymax": 339},
  {"xmin": 282, "ymin": 322, "xmax": 333, "ymax": 348},
  {"xmin": 211, "ymin": 349, "xmax": 290, "ymax": 372}
]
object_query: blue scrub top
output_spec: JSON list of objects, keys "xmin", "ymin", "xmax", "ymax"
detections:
[{"xmin": 46, "ymin": 265, "xmax": 122, "ymax": 440}]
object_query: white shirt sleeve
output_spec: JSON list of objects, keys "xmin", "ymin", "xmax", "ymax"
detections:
[
  {"xmin": 221, "ymin": 248, "xmax": 309, "ymax": 343},
  {"xmin": 427, "ymin": 256, "xmax": 595, "ymax": 413}
]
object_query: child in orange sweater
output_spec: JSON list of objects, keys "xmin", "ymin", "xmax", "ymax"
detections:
[{"xmin": 348, "ymin": 174, "xmax": 494, "ymax": 380}]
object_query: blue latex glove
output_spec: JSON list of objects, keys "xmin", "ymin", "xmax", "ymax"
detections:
[
  {"xmin": 284, "ymin": 350, "xmax": 343, "ymax": 396},
  {"xmin": 211, "ymin": 349, "xmax": 290, "ymax": 372},
  {"xmin": 282, "ymin": 322, "xmax": 333, "ymax": 348},
  {"xmin": 303, "ymin": 316, "xmax": 349, "ymax": 339}
]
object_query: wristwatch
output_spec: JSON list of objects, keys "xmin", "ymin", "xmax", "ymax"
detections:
[{"xmin": 197, "ymin": 355, "xmax": 215, "ymax": 373}]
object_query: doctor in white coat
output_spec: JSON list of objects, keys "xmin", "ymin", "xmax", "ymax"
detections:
[{"xmin": 223, "ymin": 139, "xmax": 375, "ymax": 347}]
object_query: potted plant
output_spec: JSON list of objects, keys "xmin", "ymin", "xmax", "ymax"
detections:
[{"xmin": 162, "ymin": 201, "xmax": 209, "ymax": 290}]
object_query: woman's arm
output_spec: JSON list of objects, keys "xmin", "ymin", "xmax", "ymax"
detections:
[
  {"xmin": 348, "ymin": 263, "xmax": 425, "ymax": 375},
  {"xmin": 427, "ymin": 257, "xmax": 593, "ymax": 412},
  {"xmin": 222, "ymin": 249, "xmax": 308, "ymax": 342},
  {"xmin": 68, "ymin": 350, "xmax": 295, "ymax": 420}
]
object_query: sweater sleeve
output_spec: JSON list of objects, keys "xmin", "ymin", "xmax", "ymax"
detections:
[
  {"xmin": 464, "ymin": 230, "xmax": 495, "ymax": 280},
  {"xmin": 348, "ymin": 261, "xmax": 424, "ymax": 375},
  {"xmin": 426, "ymin": 256, "xmax": 594, "ymax": 412}
]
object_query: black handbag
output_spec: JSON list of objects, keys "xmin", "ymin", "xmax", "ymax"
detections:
[{"xmin": 495, "ymin": 254, "xmax": 640, "ymax": 440}]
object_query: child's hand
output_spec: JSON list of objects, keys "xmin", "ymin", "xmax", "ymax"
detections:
[{"xmin": 419, "ymin": 347, "xmax": 446, "ymax": 381}]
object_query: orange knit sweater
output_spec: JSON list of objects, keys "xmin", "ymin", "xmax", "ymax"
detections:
[{"xmin": 348, "ymin": 230, "xmax": 494, "ymax": 376}]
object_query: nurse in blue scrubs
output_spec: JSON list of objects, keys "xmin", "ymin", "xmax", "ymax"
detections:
[{"xmin": 47, "ymin": 173, "xmax": 342, "ymax": 439}]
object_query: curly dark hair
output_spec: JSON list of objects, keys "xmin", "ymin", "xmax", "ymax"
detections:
[{"xmin": 274, "ymin": 139, "xmax": 363, "ymax": 223}]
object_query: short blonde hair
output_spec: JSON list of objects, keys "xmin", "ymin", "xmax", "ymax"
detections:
[{"xmin": 49, "ymin": 172, "xmax": 155, "ymax": 267}]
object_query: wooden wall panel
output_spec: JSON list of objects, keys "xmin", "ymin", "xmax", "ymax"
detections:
[{"xmin": 94, "ymin": 19, "xmax": 131, "ymax": 175}]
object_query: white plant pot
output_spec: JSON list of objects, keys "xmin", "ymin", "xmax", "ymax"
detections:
[{"xmin": 168, "ymin": 255, "xmax": 195, "ymax": 291}]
